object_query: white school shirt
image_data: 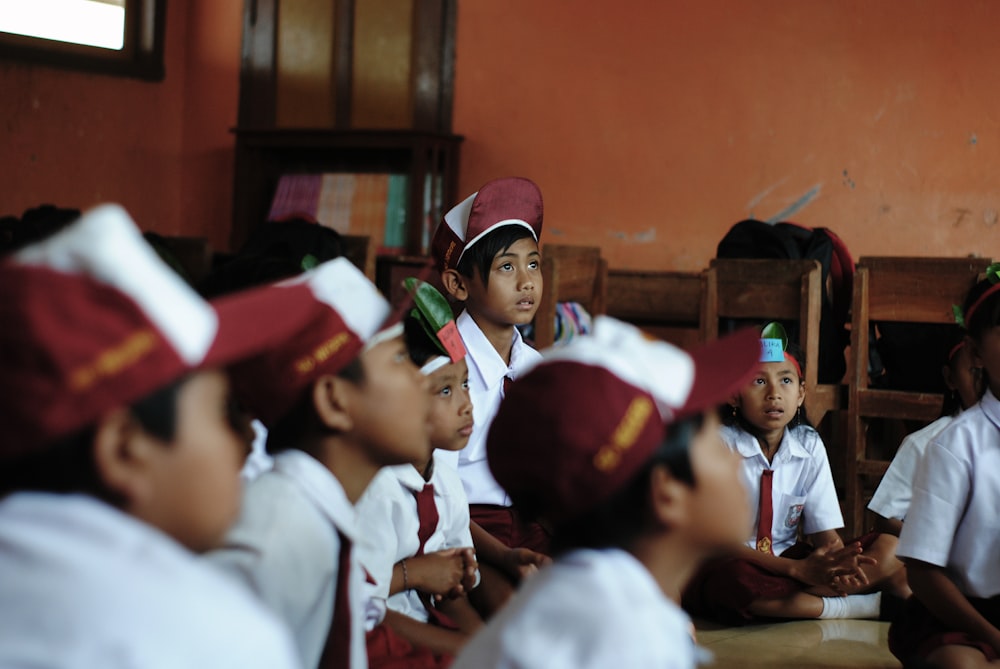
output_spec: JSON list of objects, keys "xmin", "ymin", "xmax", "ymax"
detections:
[
  {"xmin": 451, "ymin": 548, "xmax": 700, "ymax": 669},
  {"xmin": 722, "ymin": 424, "xmax": 843, "ymax": 555},
  {"xmin": 867, "ymin": 415, "xmax": 955, "ymax": 522},
  {"xmin": 436, "ymin": 309, "xmax": 542, "ymax": 506},
  {"xmin": 355, "ymin": 452, "xmax": 478, "ymax": 622},
  {"xmin": 897, "ymin": 389, "xmax": 1000, "ymax": 598},
  {"xmin": 241, "ymin": 418, "xmax": 274, "ymax": 482},
  {"xmin": 206, "ymin": 450, "xmax": 368, "ymax": 669},
  {"xmin": 0, "ymin": 492, "xmax": 300, "ymax": 669}
]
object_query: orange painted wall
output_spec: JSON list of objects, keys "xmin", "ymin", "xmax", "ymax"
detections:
[
  {"xmin": 0, "ymin": 0, "xmax": 242, "ymax": 250},
  {"xmin": 453, "ymin": 1, "xmax": 1000, "ymax": 270}
]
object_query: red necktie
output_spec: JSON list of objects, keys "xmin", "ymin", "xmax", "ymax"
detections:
[
  {"xmin": 756, "ymin": 469, "xmax": 774, "ymax": 555},
  {"xmin": 411, "ymin": 484, "xmax": 458, "ymax": 629},
  {"xmin": 502, "ymin": 375, "xmax": 513, "ymax": 397},
  {"xmin": 414, "ymin": 483, "xmax": 439, "ymax": 556},
  {"xmin": 319, "ymin": 531, "xmax": 353, "ymax": 669}
]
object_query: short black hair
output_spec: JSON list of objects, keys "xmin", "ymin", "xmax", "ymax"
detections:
[
  {"xmin": 548, "ymin": 414, "xmax": 703, "ymax": 556},
  {"xmin": 455, "ymin": 225, "xmax": 536, "ymax": 287},
  {"xmin": 264, "ymin": 357, "xmax": 366, "ymax": 455},
  {"xmin": 0, "ymin": 375, "xmax": 186, "ymax": 501},
  {"xmin": 404, "ymin": 314, "xmax": 443, "ymax": 368}
]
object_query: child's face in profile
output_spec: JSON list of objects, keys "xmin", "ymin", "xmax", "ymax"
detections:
[
  {"xmin": 464, "ymin": 237, "xmax": 542, "ymax": 329},
  {"xmin": 734, "ymin": 360, "xmax": 805, "ymax": 434},
  {"xmin": 136, "ymin": 370, "xmax": 245, "ymax": 553},
  {"xmin": 350, "ymin": 334, "xmax": 433, "ymax": 467},
  {"xmin": 944, "ymin": 342, "xmax": 984, "ymax": 410},
  {"xmin": 683, "ymin": 411, "xmax": 751, "ymax": 549},
  {"xmin": 972, "ymin": 326, "xmax": 1000, "ymax": 399},
  {"xmin": 426, "ymin": 357, "xmax": 473, "ymax": 452}
]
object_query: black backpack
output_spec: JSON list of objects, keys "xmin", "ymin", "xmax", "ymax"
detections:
[{"xmin": 716, "ymin": 219, "xmax": 854, "ymax": 384}]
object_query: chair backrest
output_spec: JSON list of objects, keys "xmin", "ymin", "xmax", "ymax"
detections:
[
  {"xmin": 534, "ymin": 244, "xmax": 608, "ymax": 349},
  {"xmin": 341, "ymin": 234, "xmax": 375, "ymax": 281},
  {"xmin": 605, "ymin": 269, "xmax": 708, "ymax": 349},
  {"xmin": 844, "ymin": 255, "xmax": 992, "ymax": 536},
  {"xmin": 705, "ymin": 258, "xmax": 838, "ymax": 424}
]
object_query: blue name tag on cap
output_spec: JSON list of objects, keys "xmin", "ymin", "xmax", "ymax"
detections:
[{"xmin": 760, "ymin": 338, "xmax": 785, "ymax": 363}]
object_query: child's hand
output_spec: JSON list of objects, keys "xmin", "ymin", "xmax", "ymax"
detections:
[
  {"xmin": 407, "ymin": 549, "xmax": 466, "ymax": 598},
  {"xmin": 795, "ymin": 542, "xmax": 875, "ymax": 590},
  {"xmin": 501, "ymin": 547, "xmax": 551, "ymax": 582},
  {"xmin": 458, "ymin": 547, "xmax": 478, "ymax": 594}
]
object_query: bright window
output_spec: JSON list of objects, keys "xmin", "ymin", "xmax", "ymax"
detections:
[
  {"xmin": 0, "ymin": 0, "xmax": 126, "ymax": 50},
  {"xmin": 0, "ymin": 0, "xmax": 164, "ymax": 80}
]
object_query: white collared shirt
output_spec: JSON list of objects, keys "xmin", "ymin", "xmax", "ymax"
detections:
[
  {"xmin": 206, "ymin": 450, "xmax": 367, "ymax": 669},
  {"xmin": 898, "ymin": 389, "xmax": 1000, "ymax": 598},
  {"xmin": 722, "ymin": 424, "xmax": 843, "ymax": 555},
  {"xmin": 0, "ymin": 492, "xmax": 300, "ymax": 669},
  {"xmin": 437, "ymin": 309, "xmax": 542, "ymax": 506},
  {"xmin": 451, "ymin": 548, "xmax": 700, "ymax": 669},
  {"xmin": 355, "ymin": 452, "xmax": 478, "ymax": 622},
  {"xmin": 868, "ymin": 415, "xmax": 955, "ymax": 522}
]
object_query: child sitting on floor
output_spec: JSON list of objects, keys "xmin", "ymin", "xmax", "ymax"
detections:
[
  {"xmin": 0, "ymin": 205, "xmax": 304, "ymax": 667},
  {"xmin": 452, "ymin": 317, "xmax": 760, "ymax": 668},
  {"xmin": 683, "ymin": 323, "xmax": 907, "ymax": 625},
  {"xmin": 357, "ymin": 279, "xmax": 483, "ymax": 666},
  {"xmin": 432, "ymin": 177, "xmax": 551, "ymax": 613},
  {"xmin": 206, "ymin": 257, "xmax": 433, "ymax": 669},
  {"xmin": 890, "ymin": 270, "xmax": 1000, "ymax": 668},
  {"xmin": 868, "ymin": 329, "xmax": 985, "ymax": 537}
]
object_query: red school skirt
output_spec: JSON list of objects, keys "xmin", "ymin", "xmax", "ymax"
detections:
[
  {"xmin": 888, "ymin": 594, "xmax": 1000, "ymax": 664},
  {"xmin": 682, "ymin": 531, "xmax": 879, "ymax": 626},
  {"xmin": 469, "ymin": 504, "xmax": 552, "ymax": 556}
]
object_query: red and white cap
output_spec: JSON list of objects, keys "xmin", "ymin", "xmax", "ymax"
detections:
[
  {"xmin": 430, "ymin": 177, "xmax": 543, "ymax": 272},
  {"xmin": 228, "ymin": 257, "xmax": 399, "ymax": 427},
  {"xmin": 0, "ymin": 204, "xmax": 324, "ymax": 458},
  {"xmin": 487, "ymin": 317, "xmax": 760, "ymax": 524}
]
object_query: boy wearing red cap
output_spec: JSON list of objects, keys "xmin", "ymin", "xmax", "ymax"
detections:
[
  {"xmin": 0, "ymin": 205, "xmax": 305, "ymax": 667},
  {"xmin": 206, "ymin": 257, "xmax": 433, "ymax": 669},
  {"xmin": 450, "ymin": 316, "xmax": 760, "ymax": 668},
  {"xmin": 431, "ymin": 177, "xmax": 550, "ymax": 610}
]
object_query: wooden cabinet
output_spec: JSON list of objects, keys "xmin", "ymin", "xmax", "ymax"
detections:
[{"xmin": 231, "ymin": 0, "xmax": 460, "ymax": 257}]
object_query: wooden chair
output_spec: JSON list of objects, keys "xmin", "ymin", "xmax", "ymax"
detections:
[
  {"xmin": 703, "ymin": 258, "xmax": 843, "ymax": 427},
  {"xmin": 843, "ymin": 256, "xmax": 992, "ymax": 536},
  {"xmin": 341, "ymin": 234, "xmax": 376, "ymax": 281},
  {"xmin": 534, "ymin": 244, "xmax": 608, "ymax": 349},
  {"xmin": 606, "ymin": 269, "xmax": 709, "ymax": 350}
]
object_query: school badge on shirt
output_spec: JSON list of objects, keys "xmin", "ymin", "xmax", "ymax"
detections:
[{"xmin": 784, "ymin": 503, "xmax": 804, "ymax": 529}]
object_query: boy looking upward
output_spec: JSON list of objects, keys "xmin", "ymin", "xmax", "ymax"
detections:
[{"xmin": 432, "ymin": 177, "xmax": 550, "ymax": 610}]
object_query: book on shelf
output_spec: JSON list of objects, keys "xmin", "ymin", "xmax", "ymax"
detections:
[{"xmin": 267, "ymin": 172, "xmax": 415, "ymax": 255}]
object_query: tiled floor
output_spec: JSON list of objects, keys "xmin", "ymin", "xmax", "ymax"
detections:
[{"xmin": 695, "ymin": 619, "xmax": 901, "ymax": 668}]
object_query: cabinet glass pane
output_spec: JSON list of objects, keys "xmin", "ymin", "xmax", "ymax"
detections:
[
  {"xmin": 352, "ymin": 0, "xmax": 414, "ymax": 129},
  {"xmin": 276, "ymin": 0, "xmax": 335, "ymax": 127}
]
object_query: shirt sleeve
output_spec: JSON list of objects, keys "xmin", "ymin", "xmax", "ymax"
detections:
[
  {"xmin": 354, "ymin": 477, "xmax": 403, "ymax": 601},
  {"xmin": 897, "ymin": 439, "xmax": 970, "ymax": 566},
  {"xmin": 867, "ymin": 433, "xmax": 923, "ymax": 520}
]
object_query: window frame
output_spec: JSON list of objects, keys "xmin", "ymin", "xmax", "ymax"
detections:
[{"xmin": 0, "ymin": 0, "xmax": 166, "ymax": 81}]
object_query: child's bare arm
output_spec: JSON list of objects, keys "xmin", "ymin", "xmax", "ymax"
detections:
[
  {"xmin": 907, "ymin": 558, "xmax": 1000, "ymax": 655},
  {"xmin": 381, "ymin": 609, "xmax": 468, "ymax": 656},
  {"xmin": 470, "ymin": 521, "xmax": 549, "ymax": 582},
  {"xmin": 873, "ymin": 513, "xmax": 903, "ymax": 538},
  {"xmin": 389, "ymin": 549, "xmax": 465, "ymax": 597},
  {"xmin": 437, "ymin": 594, "xmax": 485, "ymax": 636}
]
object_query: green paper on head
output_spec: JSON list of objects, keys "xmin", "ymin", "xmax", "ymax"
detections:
[
  {"xmin": 759, "ymin": 322, "xmax": 789, "ymax": 363},
  {"xmin": 986, "ymin": 262, "xmax": 1000, "ymax": 285},
  {"xmin": 404, "ymin": 277, "xmax": 466, "ymax": 362}
]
